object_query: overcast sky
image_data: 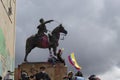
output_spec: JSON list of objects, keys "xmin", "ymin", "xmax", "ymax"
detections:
[{"xmin": 16, "ymin": 0, "xmax": 120, "ymax": 80}]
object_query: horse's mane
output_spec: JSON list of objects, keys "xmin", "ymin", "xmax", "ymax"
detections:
[{"xmin": 52, "ymin": 25, "xmax": 60, "ymax": 34}]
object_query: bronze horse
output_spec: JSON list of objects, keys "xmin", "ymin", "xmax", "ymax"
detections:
[{"xmin": 24, "ymin": 24, "xmax": 67, "ymax": 62}]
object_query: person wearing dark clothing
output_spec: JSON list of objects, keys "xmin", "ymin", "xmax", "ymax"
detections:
[
  {"xmin": 74, "ymin": 71, "xmax": 85, "ymax": 80},
  {"xmin": 35, "ymin": 66, "xmax": 51, "ymax": 80},
  {"xmin": 63, "ymin": 71, "xmax": 75, "ymax": 80},
  {"xmin": 57, "ymin": 49, "xmax": 66, "ymax": 65},
  {"xmin": 35, "ymin": 72, "xmax": 42, "ymax": 80},
  {"xmin": 40, "ymin": 72, "xmax": 51, "ymax": 80},
  {"xmin": 48, "ymin": 54, "xmax": 57, "ymax": 66},
  {"xmin": 75, "ymin": 71, "xmax": 83, "ymax": 77},
  {"xmin": 21, "ymin": 70, "xmax": 29, "ymax": 80},
  {"xmin": 88, "ymin": 75, "xmax": 101, "ymax": 80},
  {"xmin": 0, "ymin": 76, "xmax": 2, "ymax": 80}
]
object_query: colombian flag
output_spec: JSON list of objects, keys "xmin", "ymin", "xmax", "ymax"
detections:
[{"xmin": 68, "ymin": 53, "xmax": 82, "ymax": 70}]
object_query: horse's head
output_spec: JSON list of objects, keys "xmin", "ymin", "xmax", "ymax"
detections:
[{"xmin": 58, "ymin": 24, "xmax": 68, "ymax": 35}]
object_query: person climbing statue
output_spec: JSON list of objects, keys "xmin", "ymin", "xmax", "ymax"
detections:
[
  {"xmin": 37, "ymin": 18, "xmax": 54, "ymax": 37},
  {"xmin": 56, "ymin": 49, "xmax": 66, "ymax": 65}
]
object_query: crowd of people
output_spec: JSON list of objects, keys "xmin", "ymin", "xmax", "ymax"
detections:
[
  {"xmin": 63, "ymin": 71, "xmax": 101, "ymax": 80},
  {"xmin": 20, "ymin": 67, "xmax": 101, "ymax": 80},
  {"xmin": 21, "ymin": 66, "xmax": 51, "ymax": 80},
  {"xmin": 0, "ymin": 72, "xmax": 101, "ymax": 80}
]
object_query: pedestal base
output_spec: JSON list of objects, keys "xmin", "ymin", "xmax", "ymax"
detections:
[{"xmin": 15, "ymin": 62, "xmax": 67, "ymax": 80}]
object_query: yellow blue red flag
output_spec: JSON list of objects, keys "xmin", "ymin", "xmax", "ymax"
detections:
[{"xmin": 68, "ymin": 52, "xmax": 82, "ymax": 70}]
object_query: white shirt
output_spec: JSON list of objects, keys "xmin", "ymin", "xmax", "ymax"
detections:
[{"xmin": 4, "ymin": 72, "xmax": 11, "ymax": 80}]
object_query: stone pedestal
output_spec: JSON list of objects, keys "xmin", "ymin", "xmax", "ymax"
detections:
[{"xmin": 15, "ymin": 62, "xmax": 67, "ymax": 80}]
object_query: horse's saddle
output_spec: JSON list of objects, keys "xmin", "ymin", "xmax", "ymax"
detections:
[
  {"xmin": 36, "ymin": 34, "xmax": 49, "ymax": 48},
  {"xmin": 35, "ymin": 33, "xmax": 58, "ymax": 48}
]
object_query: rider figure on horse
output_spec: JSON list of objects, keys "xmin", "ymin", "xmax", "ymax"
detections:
[{"xmin": 37, "ymin": 18, "xmax": 54, "ymax": 37}]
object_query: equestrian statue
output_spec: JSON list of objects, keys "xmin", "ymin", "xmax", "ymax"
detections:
[{"xmin": 24, "ymin": 18, "xmax": 67, "ymax": 62}]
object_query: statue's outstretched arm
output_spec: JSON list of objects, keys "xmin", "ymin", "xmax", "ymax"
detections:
[{"xmin": 44, "ymin": 20, "xmax": 54, "ymax": 24}]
